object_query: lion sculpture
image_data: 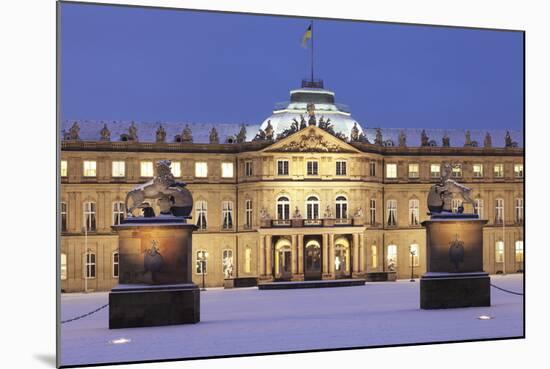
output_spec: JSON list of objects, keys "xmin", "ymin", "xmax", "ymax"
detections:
[{"xmin": 125, "ymin": 160, "xmax": 193, "ymax": 217}]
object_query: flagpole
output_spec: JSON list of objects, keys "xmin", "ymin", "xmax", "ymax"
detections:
[{"xmin": 310, "ymin": 20, "xmax": 314, "ymax": 83}]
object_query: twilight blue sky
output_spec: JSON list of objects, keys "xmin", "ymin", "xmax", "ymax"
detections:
[{"xmin": 60, "ymin": 3, "xmax": 524, "ymax": 131}]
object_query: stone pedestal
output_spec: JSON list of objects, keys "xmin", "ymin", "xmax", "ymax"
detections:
[
  {"xmin": 420, "ymin": 215, "xmax": 490, "ymax": 309},
  {"xmin": 109, "ymin": 217, "xmax": 200, "ymax": 328}
]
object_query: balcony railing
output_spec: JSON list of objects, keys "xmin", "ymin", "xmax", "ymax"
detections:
[
  {"xmin": 261, "ymin": 217, "xmax": 363, "ymax": 228},
  {"xmin": 304, "ymin": 218, "xmax": 323, "ymax": 226}
]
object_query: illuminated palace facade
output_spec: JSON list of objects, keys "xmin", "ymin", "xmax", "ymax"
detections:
[{"xmin": 59, "ymin": 81, "xmax": 524, "ymax": 292}]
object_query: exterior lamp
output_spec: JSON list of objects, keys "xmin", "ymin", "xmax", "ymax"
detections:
[{"xmin": 410, "ymin": 248, "xmax": 416, "ymax": 282}]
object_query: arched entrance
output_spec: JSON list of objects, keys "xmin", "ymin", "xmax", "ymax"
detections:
[
  {"xmin": 274, "ymin": 238, "xmax": 292, "ymax": 281},
  {"xmin": 334, "ymin": 237, "xmax": 351, "ymax": 278},
  {"xmin": 304, "ymin": 238, "xmax": 322, "ymax": 280}
]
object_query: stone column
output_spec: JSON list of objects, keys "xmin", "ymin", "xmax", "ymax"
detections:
[
  {"xmin": 329, "ymin": 234, "xmax": 335, "ymax": 277},
  {"xmin": 298, "ymin": 234, "xmax": 304, "ymax": 275},
  {"xmin": 353, "ymin": 233, "xmax": 359, "ymax": 274},
  {"xmin": 291, "ymin": 234, "xmax": 298, "ymax": 275},
  {"xmin": 359, "ymin": 233, "xmax": 365, "ymax": 273},
  {"xmin": 265, "ymin": 235, "xmax": 272, "ymax": 278},
  {"xmin": 259, "ymin": 236, "xmax": 266, "ymax": 276},
  {"xmin": 322, "ymin": 234, "xmax": 328, "ymax": 275}
]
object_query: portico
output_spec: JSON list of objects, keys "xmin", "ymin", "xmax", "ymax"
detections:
[{"xmin": 258, "ymin": 226, "xmax": 366, "ymax": 282}]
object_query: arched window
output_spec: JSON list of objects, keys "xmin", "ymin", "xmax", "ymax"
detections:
[
  {"xmin": 409, "ymin": 199, "xmax": 419, "ymax": 225},
  {"xmin": 112, "ymin": 251, "xmax": 119, "ymax": 278},
  {"xmin": 195, "ymin": 200, "xmax": 207, "ymax": 230},
  {"xmin": 112, "ymin": 201, "xmax": 125, "ymax": 225},
  {"xmin": 222, "ymin": 201, "xmax": 234, "ymax": 230},
  {"xmin": 83, "ymin": 201, "xmax": 96, "ymax": 232},
  {"xmin": 335, "ymin": 196, "xmax": 348, "ymax": 220},
  {"xmin": 277, "ymin": 196, "xmax": 290, "ymax": 220},
  {"xmin": 306, "ymin": 195, "xmax": 320, "ymax": 220},
  {"xmin": 387, "ymin": 200, "xmax": 397, "ymax": 226}
]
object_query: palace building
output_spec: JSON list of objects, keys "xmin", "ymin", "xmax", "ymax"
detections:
[{"xmin": 59, "ymin": 80, "xmax": 524, "ymax": 292}]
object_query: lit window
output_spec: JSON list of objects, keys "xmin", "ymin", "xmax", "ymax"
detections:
[
  {"xmin": 195, "ymin": 250, "xmax": 208, "ymax": 274},
  {"xmin": 245, "ymin": 199, "xmax": 253, "ymax": 229},
  {"xmin": 386, "ymin": 244, "xmax": 397, "ymax": 271},
  {"xmin": 244, "ymin": 247, "xmax": 252, "ymax": 273},
  {"xmin": 474, "ymin": 198, "xmax": 484, "ymax": 219},
  {"xmin": 112, "ymin": 202, "xmax": 125, "ymax": 225},
  {"xmin": 452, "ymin": 199, "xmax": 462, "ymax": 213},
  {"xmin": 430, "ymin": 164, "xmax": 440, "ymax": 178},
  {"xmin": 60, "ymin": 253, "xmax": 67, "ymax": 280},
  {"xmin": 222, "ymin": 201, "xmax": 234, "ymax": 229},
  {"xmin": 473, "ymin": 164, "xmax": 483, "ymax": 177},
  {"xmin": 112, "ymin": 161, "xmax": 125, "ymax": 177},
  {"xmin": 408, "ymin": 163, "xmax": 419, "ymax": 178},
  {"xmin": 195, "ymin": 162, "xmax": 208, "ymax": 178},
  {"xmin": 171, "ymin": 161, "xmax": 181, "ymax": 177},
  {"xmin": 369, "ymin": 161, "xmax": 376, "ymax": 177},
  {"xmin": 83, "ymin": 160, "xmax": 97, "ymax": 177},
  {"xmin": 495, "ymin": 198, "xmax": 504, "ymax": 224},
  {"xmin": 336, "ymin": 161, "xmax": 347, "ymax": 176},
  {"xmin": 222, "ymin": 162, "xmax": 234, "ymax": 178},
  {"xmin": 387, "ymin": 199, "xmax": 397, "ymax": 226},
  {"xmin": 369, "ymin": 199, "xmax": 376, "ymax": 225},
  {"xmin": 409, "ymin": 244, "xmax": 419, "ymax": 267},
  {"xmin": 83, "ymin": 201, "xmax": 96, "ymax": 232},
  {"xmin": 306, "ymin": 196, "xmax": 320, "ymax": 220},
  {"xmin": 514, "ymin": 164, "xmax": 523, "ymax": 178},
  {"xmin": 451, "ymin": 165, "xmax": 462, "ymax": 178},
  {"xmin": 386, "ymin": 164, "xmax": 397, "ymax": 179},
  {"xmin": 222, "ymin": 249, "xmax": 234, "ymax": 278},
  {"xmin": 112, "ymin": 251, "xmax": 119, "ymax": 278},
  {"xmin": 335, "ymin": 196, "xmax": 348, "ymax": 220},
  {"xmin": 277, "ymin": 196, "xmax": 290, "ymax": 220},
  {"xmin": 515, "ymin": 241, "xmax": 524, "ymax": 263},
  {"xmin": 307, "ymin": 161, "xmax": 319, "ymax": 175},
  {"xmin": 61, "ymin": 160, "xmax": 68, "ymax": 177},
  {"xmin": 195, "ymin": 200, "xmax": 207, "ymax": 230},
  {"xmin": 277, "ymin": 160, "xmax": 289, "ymax": 176},
  {"xmin": 140, "ymin": 161, "xmax": 153, "ymax": 177},
  {"xmin": 494, "ymin": 163, "xmax": 504, "ymax": 178},
  {"xmin": 245, "ymin": 161, "xmax": 253, "ymax": 176},
  {"xmin": 61, "ymin": 202, "xmax": 67, "ymax": 232},
  {"xmin": 495, "ymin": 241, "xmax": 504, "ymax": 263},
  {"xmin": 515, "ymin": 198, "xmax": 523, "ymax": 224},
  {"xmin": 85, "ymin": 251, "xmax": 96, "ymax": 279},
  {"xmin": 409, "ymin": 199, "xmax": 419, "ymax": 225},
  {"xmin": 371, "ymin": 245, "xmax": 378, "ymax": 268}
]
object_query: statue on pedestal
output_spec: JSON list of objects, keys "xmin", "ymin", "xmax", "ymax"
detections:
[
  {"xmin": 484, "ymin": 132, "xmax": 492, "ymax": 148},
  {"xmin": 128, "ymin": 122, "xmax": 138, "ymax": 142},
  {"xmin": 442, "ymin": 133, "xmax": 450, "ymax": 147},
  {"xmin": 156, "ymin": 125, "xmax": 166, "ymax": 143},
  {"xmin": 181, "ymin": 125, "xmax": 193, "ymax": 143},
  {"xmin": 100, "ymin": 123, "xmax": 110, "ymax": 141},
  {"xmin": 398, "ymin": 131, "xmax": 407, "ymax": 147},
  {"xmin": 421, "ymin": 130, "xmax": 430, "ymax": 147},
  {"xmin": 375, "ymin": 128, "xmax": 383, "ymax": 146},
  {"xmin": 68, "ymin": 121, "xmax": 80, "ymax": 140},
  {"xmin": 265, "ymin": 121, "xmax": 274, "ymax": 141},
  {"xmin": 209, "ymin": 127, "xmax": 219, "ymax": 144}
]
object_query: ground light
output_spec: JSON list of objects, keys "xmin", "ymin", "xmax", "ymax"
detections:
[
  {"xmin": 477, "ymin": 315, "xmax": 493, "ymax": 320},
  {"xmin": 109, "ymin": 338, "xmax": 132, "ymax": 345}
]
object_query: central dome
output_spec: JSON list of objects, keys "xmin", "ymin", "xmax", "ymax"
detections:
[{"xmin": 258, "ymin": 80, "xmax": 364, "ymax": 140}]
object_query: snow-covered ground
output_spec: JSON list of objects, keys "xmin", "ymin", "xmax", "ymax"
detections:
[{"xmin": 60, "ymin": 274, "xmax": 524, "ymax": 367}]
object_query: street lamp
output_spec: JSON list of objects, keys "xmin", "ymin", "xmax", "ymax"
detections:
[
  {"xmin": 199, "ymin": 251, "xmax": 209, "ymax": 291},
  {"xmin": 409, "ymin": 248, "xmax": 416, "ymax": 282}
]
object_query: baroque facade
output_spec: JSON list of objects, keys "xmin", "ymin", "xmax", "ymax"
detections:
[{"xmin": 59, "ymin": 82, "xmax": 524, "ymax": 292}]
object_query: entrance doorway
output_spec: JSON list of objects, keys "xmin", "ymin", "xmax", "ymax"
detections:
[
  {"xmin": 274, "ymin": 239, "xmax": 292, "ymax": 281},
  {"xmin": 304, "ymin": 239, "xmax": 322, "ymax": 280},
  {"xmin": 334, "ymin": 237, "xmax": 350, "ymax": 278}
]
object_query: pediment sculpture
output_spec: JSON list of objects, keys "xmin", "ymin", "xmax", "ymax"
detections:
[{"xmin": 276, "ymin": 130, "xmax": 346, "ymax": 153}]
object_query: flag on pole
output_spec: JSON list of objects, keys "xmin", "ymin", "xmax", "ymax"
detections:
[{"xmin": 301, "ymin": 24, "xmax": 312, "ymax": 48}]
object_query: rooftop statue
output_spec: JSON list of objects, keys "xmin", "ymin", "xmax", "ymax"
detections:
[
  {"xmin": 156, "ymin": 125, "xmax": 166, "ymax": 143},
  {"xmin": 505, "ymin": 131, "xmax": 513, "ymax": 148},
  {"xmin": 398, "ymin": 131, "xmax": 407, "ymax": 147},
  {"xmin": 209, "ymin": 127, "xmax": 219, "ymax": 144},
  {"xmin": 375, "ymin": 128, "xmax": 383, "ymax": 146},
  {"xmin": 100, "ymin": 123, "xmax": 110, "ymax": 141},
  {"xmin": 236, "ymin": 124, "xmax": 247, "ymax": 143},
  {"xmin": 181, "ymin": 125, "xmax": 193, "ymax": 143},
  {"xmin": 350, "ymin": 122, "xmax": 360, "ymax": 142},
  {"xmin": 128, "ymin": 122, "xmax": 138, "ymax": 141},
  {"xmin": 264, "ymin": 120, "xmax": 274, "ymax": 141},
  {"xmin": 421, "ymin": 130, "xmax": 429, "ymax": 147},
  {"xmin": 464, "ymin": 130, "xmax": 472, "ymax": 147},
  {"xmin": 68, "ymin": 121, "xmax": 80, "ymax": 140},
  {"xmin": 299, "ymin": 114, "xmax": 307, "ymax": 130},
  {"xmin": 442, "ymin": 133, "xmax": 450, "ymax": 147},
  {"xmin": 427, "ymin": 162, "xmax": 474, "ymax": 215},
  {"xmin": 125, "ymin": 160, "xmax": 193, "ymax": 218},
  {"xmin": 307, "ymin": 103, "xmax": 317, "ymax": 126},
  {"xmin": 484, "ymin": 132, "xmax": 492, "ymax": 148}
]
